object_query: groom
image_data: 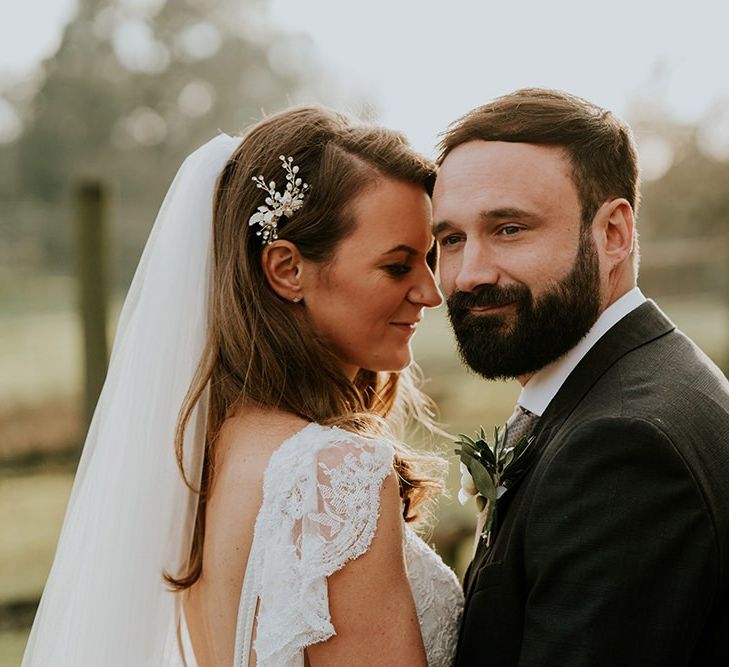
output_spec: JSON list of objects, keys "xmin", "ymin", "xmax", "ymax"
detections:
[{"xmin": 433, "ymin": 89, "xmax": 729, "ymax": 665}]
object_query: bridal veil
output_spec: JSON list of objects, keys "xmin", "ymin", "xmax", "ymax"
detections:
[{"xmin": 22, "ymin": 134, "xmax": 241, "ymax": 666}]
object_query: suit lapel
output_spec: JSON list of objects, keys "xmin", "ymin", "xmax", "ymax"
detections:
[
  {"xmin": 463, "ymin": 300, "xmax": 675, "ymax": 596},
  {"xmin": 530, "ymin": 300, "xmax": 674, "ymax": 440}
]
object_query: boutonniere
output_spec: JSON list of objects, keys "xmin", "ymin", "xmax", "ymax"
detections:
[{"xmin": 455, "ymin": 425, "xmax": 535, "ymax": 546}]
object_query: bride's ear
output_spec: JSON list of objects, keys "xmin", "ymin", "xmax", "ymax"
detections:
[{"xmin": 261, "ymin": 240, "xmax": 305, "ymax": 303}]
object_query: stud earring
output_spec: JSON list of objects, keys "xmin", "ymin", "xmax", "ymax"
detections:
[{"xmin": 292, "ymin": 296, "xmax": 302, "ymax": 303}]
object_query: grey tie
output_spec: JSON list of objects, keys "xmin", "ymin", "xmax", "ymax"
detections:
[
  {"xmin": 473, "ymin": 404, "xmax": 539, "ymax": 550},
  {"xmin": 503, "ymin": 403, "xmax": 539, "ymax": 450}
]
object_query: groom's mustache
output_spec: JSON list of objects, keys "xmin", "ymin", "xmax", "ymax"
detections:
[{"xmin": 447, "ymin": 283, "xmax": 532, "ymax": 315}]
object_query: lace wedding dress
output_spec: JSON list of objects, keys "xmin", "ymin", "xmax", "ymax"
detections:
[{"xmin": 180, "ymin": 422, "xmax": 464, "ymax": 667}]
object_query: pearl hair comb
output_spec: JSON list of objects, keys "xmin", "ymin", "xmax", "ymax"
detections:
[{"xmin": 248, "ymin": 155, "xmax": 310, "ymax": 245}]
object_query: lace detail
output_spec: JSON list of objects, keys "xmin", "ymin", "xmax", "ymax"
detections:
[
  {"xmin": 232, "ymin": 423, "xmax": 464, "ymax": 666},
  {"xmin": 404, "ymin": 526, "xmax": 464, "ymax": 666},
  {"xmin": 250, "ymin": 424, "xmax": 395, "ymax": 666}
]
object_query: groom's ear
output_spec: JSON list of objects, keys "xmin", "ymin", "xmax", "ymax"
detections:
[
  {"xmin": 261, "ymin": 240, "xmax": 305, "ymax": 302},
  {"xmin": 593, "ymin": 198, "xmax": 635, "ymax": 269}
]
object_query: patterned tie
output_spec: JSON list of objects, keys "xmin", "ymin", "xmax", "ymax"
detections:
[
  {"xmin": 473, "ymin": 403, "xmax": 539, "ymax": 551},
  {"xmin": 503, "ymin": 403, "xmax": 539, "ymax": 450}
]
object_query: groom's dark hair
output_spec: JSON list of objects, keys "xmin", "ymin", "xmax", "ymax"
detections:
[{"xmin": 437, "ymin": 88, "xmax": 640, "ymax": 226}]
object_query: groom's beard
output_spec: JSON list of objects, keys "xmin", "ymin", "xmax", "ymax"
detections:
[{"xmin": 447, "ymin": 230, "xmax": 602, "ymax": 380}]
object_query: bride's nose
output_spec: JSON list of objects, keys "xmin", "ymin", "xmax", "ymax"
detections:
[{"xmin": 408, "ymin": 269, "xmax": 443, "ymax": 308}]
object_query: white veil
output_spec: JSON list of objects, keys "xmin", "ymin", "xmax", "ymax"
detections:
[{"xmin": 22, "ymin": 133, "xmax": 241, "ymax": 666}]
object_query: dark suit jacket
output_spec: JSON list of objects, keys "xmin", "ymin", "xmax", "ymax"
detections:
[{"xmin": 456, "ymin": 300, "xmax": 729, "ymax": 666}]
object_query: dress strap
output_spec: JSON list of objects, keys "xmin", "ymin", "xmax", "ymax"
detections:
[
  {"xmin": 233, "ymin": 541, "xmax": 264, "ymax": 667},
  {"xmin": 178, "ymin": 605, "xmax": 198, "ymax": 667}
]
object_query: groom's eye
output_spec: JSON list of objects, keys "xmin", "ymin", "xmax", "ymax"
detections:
[
  {"xmin": 498, "ymin": 225, "xmax": 523, "ymax": 236},
  {"xmin": 439, "ymin": 234, "xmax": 463, "ymax": 247}
]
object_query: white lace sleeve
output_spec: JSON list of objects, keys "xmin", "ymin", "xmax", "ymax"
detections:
[{"xmin": 250, "ymin": 424, "xmax": 395, "ymax": 666}]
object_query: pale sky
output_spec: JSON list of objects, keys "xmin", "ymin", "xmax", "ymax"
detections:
[
  {"xmin": 2, "ymin": 0, "xmax": 729, "ymax": 158},
  {"xmin": 267, "ymin": 0, "xmax": 729, "ymax": 156}
]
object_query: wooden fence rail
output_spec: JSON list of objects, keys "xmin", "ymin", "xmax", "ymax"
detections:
[{"xmin": 73, "ymin": 181, "xmax": 109, "ymax": 432}]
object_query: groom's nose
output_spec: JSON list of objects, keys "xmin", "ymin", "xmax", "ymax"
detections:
[{"xmin": 453, "ymin": 240, "xmax": 500, "ymax": 294}]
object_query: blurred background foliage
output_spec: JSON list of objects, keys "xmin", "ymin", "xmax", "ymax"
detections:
[{"xmin": 1, "ymin": 0, "xmax": 728, "ymax": 663}]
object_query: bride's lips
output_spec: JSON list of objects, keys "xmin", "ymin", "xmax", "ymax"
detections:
[{"xmin": 389, "ymin": 321, "xmax": 419, "ymax": 334}]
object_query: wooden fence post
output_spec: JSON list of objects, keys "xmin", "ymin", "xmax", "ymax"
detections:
[{"xmin": 73, "ymin": 180, "xmax": 109, "ymax": 431}]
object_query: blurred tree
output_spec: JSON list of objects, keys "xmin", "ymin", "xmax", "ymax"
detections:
[
  {"xmin": 629, "ymin": 111, "xmax": 729, "ymax": 299},
  {"xmin": 1, "ymin": 0, "xmax": 321, "ymax": 285},
  {"xmin": 641, "ymin": 138, "xmax": 729, "ymax": 239}
]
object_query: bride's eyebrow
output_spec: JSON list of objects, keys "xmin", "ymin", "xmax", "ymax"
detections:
[{"xmin": 382, "ymin": 244, "xmax": 418, "ymax": 256}]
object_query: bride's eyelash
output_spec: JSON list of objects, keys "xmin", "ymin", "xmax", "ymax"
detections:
[{"xmin": 384, "ymin": 264, "xmax": 412, "ymax": 276}]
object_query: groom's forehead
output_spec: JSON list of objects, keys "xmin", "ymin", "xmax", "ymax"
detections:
[
  {"xmin": 433, "ymin": 141, "xmax": 575, "ymax": 216},
  {"xmin": 436, "ymin": 140, "xmax": 572, "ymax": 184}
]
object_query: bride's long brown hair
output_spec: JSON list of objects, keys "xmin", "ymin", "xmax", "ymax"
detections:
[{"xmin": 166, "ymin": 106, "xmax": 445, "ymax": 590}]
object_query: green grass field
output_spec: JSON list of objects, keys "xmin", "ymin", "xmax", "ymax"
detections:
[
  {"xmin": 0, "ymin": 473, "xmax": 73, "ymax": 602},
  {"xmin": 0, "ymin": 473, "xmax": 73, "ymax": 666},
  {"xmin": 0, "ymin": 629, "xmax": 28, "ymax": 667},
  {"xmin": 1, "ymin": 276, "xmax": 727, "ymax": 665}
]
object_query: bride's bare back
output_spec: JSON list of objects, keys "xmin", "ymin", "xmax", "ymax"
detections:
[
  {"xmin": 183, "ymin": 407, "xmax": 426, "ymax": 667},
  {"xmin": 184, "ymin": 409, "xmax": 309, "ymax": 666}
]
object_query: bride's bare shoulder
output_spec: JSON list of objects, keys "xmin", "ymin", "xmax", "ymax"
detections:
[
  {"xmin": 205, "ymin": 408, "xmax": 310, "ymax": 533},
  {"xmin": 215, "ymin": 407, "xmax": 310, "ymax": 473}
]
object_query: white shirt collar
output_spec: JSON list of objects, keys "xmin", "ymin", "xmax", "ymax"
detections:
[{"xmin": 518, "ymin": 287, "xmax": 646, "ymax": 417}]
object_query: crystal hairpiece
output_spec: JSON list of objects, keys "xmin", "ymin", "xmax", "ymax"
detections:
[{"xmin": 248, "ymin": 155, "xmax": 309, "ymax": 245}]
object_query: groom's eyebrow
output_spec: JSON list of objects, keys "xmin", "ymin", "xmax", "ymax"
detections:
[
  {"xmin": 432, "ymin": 221, "xmax": 454, "ymax": 236},
  {"xmin": 480, "ymin": 207, "xmax": 540, "ymax": 221}
]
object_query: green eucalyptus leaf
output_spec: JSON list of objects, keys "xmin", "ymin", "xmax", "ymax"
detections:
[
  {"xmin": 512, "ymin": 434, "xmax": 533, "ymax": 459},
  {"xmin": 502, "ymin": 448, "xmax": 515, "ymax": 467},
  {"xmin": 461, "ymin": 421, "xmax": 539, "ymax": 507},
  {"xmin": 456, "ymin": 433, "xmax": 477, "ymax": 447},
  {"xmin": 479, "ymin": 442, "xmax": 497, "ymax": 468},
  {"xmin": 456, "ymin": 449, "xmax": 478, "ymax": 469},
  {"xmin": 494, "ymin": 425, "xmax": 504, "ymax": 458},
  {"xmin": 458, "ymin": 440, "xmax": 480, "ymax": 461},
  {"xmin": 470, "ymin": 463, "xmax": 497, "ymax": 500}
]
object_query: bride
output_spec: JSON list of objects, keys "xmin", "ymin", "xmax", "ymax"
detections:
[{"xmin": 22, "ymin": 106, "xmax": 463, "ymax": 666}]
